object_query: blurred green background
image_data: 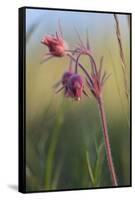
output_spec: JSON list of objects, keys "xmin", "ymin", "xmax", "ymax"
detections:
[{"xmin": 25, "ymin": 9, "xmax": 130, "ymax": 192}]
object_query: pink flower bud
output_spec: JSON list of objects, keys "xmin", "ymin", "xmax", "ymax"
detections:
[{"xmin": 41, "ymin": 34, "xmax": 67, "ymax": 57}]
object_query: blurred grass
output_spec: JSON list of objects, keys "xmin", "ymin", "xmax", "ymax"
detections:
[
  {"xmin": 86, "ymin": 139, "xmax": 105, "ymax": 187},
  {"xmin": 25, "ymin": 12, "xmax": 130, "ymax": 192},
  {"xmin": 44, "ymin": 99, "xmax": 66, "ymax": 190}
]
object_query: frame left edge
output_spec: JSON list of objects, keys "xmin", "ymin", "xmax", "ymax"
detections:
[{"xmin": 18, "ymin": 7, "xmax": 26, "ymax": 193}]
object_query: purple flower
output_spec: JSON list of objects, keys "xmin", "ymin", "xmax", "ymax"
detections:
[
  {"xmin": 62, "ymin": 71, "xmax": 73, "ymax": 86},
  {"xmin": 66, "ymin": 74, "xmax": 83, "ymax": 101},
  {"xmin": 54, "ymin": 71, "xmax": 73, "ymax": 95},
  {"xmin": 54, "ymin": 72, "xmax": 86, "ymax": 101}
]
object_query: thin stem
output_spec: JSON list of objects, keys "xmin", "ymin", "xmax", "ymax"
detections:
[
  {"xmin": 67, "ymin": 52, "xmax": 97, "ymax": 77},
  {"xmin": 67, "ymin": 53, "xmax": 92, "ymax": 80},
  {"xmin": 67, "ymin": 49, "xmax": 79, "ymax": 72},
  {"xmin": 75, "ymin": 52, "xmax": 83, "ymax": 73},
  {"xmin": 97, "ymin": 95, "xmax": 118, "ymax": 186},
  {"xmin": 68, "ymin": 55, "xmax": 73, "ymax": 72},
  {"xmin": 114, "ymin": 14, "xmax": 129, "ymax": 105},
  {"xmin": 86, "ymin": 51, "xmax": 98, "ymax": 75},
  {"xmin": 75, "ymin": 51, "xmax": 97, "ymax": 75}
]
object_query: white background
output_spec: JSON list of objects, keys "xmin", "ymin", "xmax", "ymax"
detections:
[{"xmin": 0, "ymin": 0, "xmax": 134, "ymax": 199}]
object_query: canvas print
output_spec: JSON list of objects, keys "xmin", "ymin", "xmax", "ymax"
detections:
[{"xmin": 19, "ymin": 7, "xmax": 131, "ymax": 193}]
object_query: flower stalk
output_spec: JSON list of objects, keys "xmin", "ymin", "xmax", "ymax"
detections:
[
  {"xmin": 97, "ymin": 95, "xmax": 118, "ymax": 186},
  {"xmin": 73, "ymin": 48, "xmax": 118, "ymax": 186}
]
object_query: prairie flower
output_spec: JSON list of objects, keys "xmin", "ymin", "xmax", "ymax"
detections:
[
  {"xmin": 66, "ymin": 74, "xmax": 84, "ymax": 101},
  {"xmin": 41, "ymin": 23, "xmax": 77, "ymax": 64},
  {"xmin": 54, "ymin": 71, "xmax": 73, "ymax": 95},
  {"xmin": 41, "ymin": 33, "xmax": 67, "ymax": 57},
  {"xmin": 54, "ymin": 72, "xmax": 87, "ymax": 101},
  {"xmin": 62, "ymin": 71, "xmax": 73, "ymax": 86}
]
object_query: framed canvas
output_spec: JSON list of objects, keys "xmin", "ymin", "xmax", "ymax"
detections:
[{"xmin": 19, "ymin": 6, "xmax": 132, "ymax": 193}]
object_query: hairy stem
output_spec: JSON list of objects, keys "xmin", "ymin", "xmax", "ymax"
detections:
[{"xmin": 97, "ymin": 95, "xmax": 118, "ymax": 186}]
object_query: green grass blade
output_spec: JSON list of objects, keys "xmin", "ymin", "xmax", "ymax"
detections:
[{"xmin": 86, "ymin": 151, "xmax": 95, "ymax": 185}]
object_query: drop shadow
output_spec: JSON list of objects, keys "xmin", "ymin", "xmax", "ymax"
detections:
[{"xmin": 8, "ymin": 184, "xmax": 18, "ymax": 191}]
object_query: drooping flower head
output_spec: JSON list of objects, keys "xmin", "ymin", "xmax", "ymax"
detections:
[
  {"xmin": 54, "ymin": 72, "xmax": 86, "ymax": 101},
  {"xmin": 41, "ymin": 31, "xmax": 67, "ymax": 57},
  {"xmin": 53, "ymin": 71, "xmax": 73, "ymax": 95},
  {"xmin": 62, "ymin": 71, "xmax": 73, "ymax": 86},
  {"xmin": 67, "ymin": 74, "xmax": 84, "ymax": 101}
]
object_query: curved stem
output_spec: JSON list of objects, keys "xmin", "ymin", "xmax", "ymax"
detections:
[
  {"xmin": 67, "ymin": 53, "xmax": 91, "ymax": 80},
  {"xmin": 70, "ymin": 50, "xmax": 98, "ymax": 75},
  {"xmin": 97, "ymin": 95, "xmax": 118, "ymax": 186},
  {"xmin": 67, "ymin": 49, "xmax": 80, "ymax": 72},
  {"xmin": 75, "ymin": 52, "xmax": 83, "ymax": 73},
  {"xmin": 86, "ymin": 51, "xmax": 98, "ymax": 75},
  {"xmin": 68, "ymin": 55, "xmax": 73, "ymax": 72}
]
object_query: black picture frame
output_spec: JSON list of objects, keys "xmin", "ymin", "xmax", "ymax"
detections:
[{"xmin": 19, "ymin": 6, "xmax": 132, "ymax": 193}]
